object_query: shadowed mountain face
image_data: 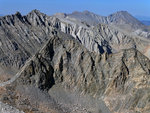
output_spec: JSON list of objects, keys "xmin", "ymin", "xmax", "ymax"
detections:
[{"xmin": 0, "ymin": 10, "xmax": 150, "ymax": 113}]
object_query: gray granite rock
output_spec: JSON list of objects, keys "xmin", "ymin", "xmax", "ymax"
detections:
[{"xmin": 0, "ymin": 101, "xmax": 24, "ymax": 113}]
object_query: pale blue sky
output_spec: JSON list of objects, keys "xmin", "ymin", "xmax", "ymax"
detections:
[{"xmin": 0, "ymin": 0, "xmax": 149, "ymax": 18}]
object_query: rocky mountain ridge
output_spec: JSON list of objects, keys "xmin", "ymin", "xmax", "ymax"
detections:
[
  {"xmin": 0, "ymin": 9, "xmax": 150, "ymax": 82},
  {"xmin": 0, "ymin": 30, "xmax": 149, "ymax": 113},
  {"xmin": 54, "ymin": 11, "xmax": 150, "ymax": 58},
  {"xmin": 0, "ymin": 10, "xmax": 150, "ymax": 113},
  {"xmin": 0, "ymin": 10, "xmax": 56, "ymax": 81},
  {"xmin": 60, "ymin": 10, "xmax": 145, "ymax": 30}
]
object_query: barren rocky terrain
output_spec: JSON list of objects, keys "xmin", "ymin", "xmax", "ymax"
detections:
[{"xmin": 0, "ymin": 10, "xmax": 150, "ymax": 113}]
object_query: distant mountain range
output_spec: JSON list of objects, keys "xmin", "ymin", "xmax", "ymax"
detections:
[
  {"xmin": 135, "ymin": 15, "xmax": 150, "ymax": 21},
  {"xmin": 134, "ymin": 16, "xmax": 150, "ymax": 26},
  {"xmin": 141, "ymin": 20, "xmax": 150, "ymax": 26},
  {"xmin": 55, "ymin": 10, "xmax": 145, "ymax": 32}
]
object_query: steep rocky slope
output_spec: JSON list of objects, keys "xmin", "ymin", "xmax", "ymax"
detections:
[
  {"xmin": 133, "ymin": 29, "xmax": 150, "ymax": 39},
  {"xmin": 0, "ymin": 10, "xmax": 57, "ymax": 81},
  {"xmin": 53, "ymin": 14, "xmax": 150, "ymax": 58},
  {"xmin": 0, "ymin": 10, "xmax": 150, "ymax": 112},
  {"xmin": 0, "ymin": 10, "xmax": 150, "ymax": 82},
  {"xmin": 0, "ymin": 31, "xmax": 149, "ymax": 113},
  {"xmin": 56, "ymin": 10, "xmax": 150, "ymax": 39}
]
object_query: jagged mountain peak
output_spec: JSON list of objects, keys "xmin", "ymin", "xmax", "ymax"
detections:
[
  {"xmin": 26, "ymin": 9, "xmax": 47, "ymax": 26},
  {"xmin": 67, "ymin": 10, "xmax": 145, "ymax": 30},
  {"xmin": 107, "ymin": 10, "xmax": 145, "ymax": 29},
  {"xmin": 108, "ymin": 11, "xmax": 132, "ymax": 19},
  {"xmin": 27, "ymin": 9, "xmax": 46, "ymax": 19},
  {"xmin": 13, "ymin": 11, "xmax": 23, "ymax": 20},
  {"xmin": 0, "ymin": 11, "xmax": 26, "ymax": 27},
  {"xmin": 108, "ymin": 10, "xmax": 137, "ymax": 20},
  {"xmin": 29, "ymin": 9, "xmax": 42, "ymax": 15},
  {"xmin": 15, "ymin": 11, "xmax": 22, "ymax": 17},
  {"xmin": 0, "ymin": 11, "xmax": 22, "ymax": 20}
]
